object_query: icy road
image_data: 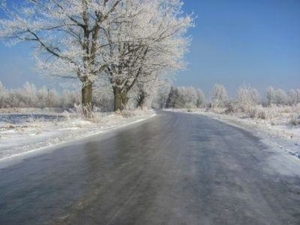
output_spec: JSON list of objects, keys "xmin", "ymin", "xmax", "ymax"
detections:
[{"xmin": 0, "ymin": 112, "xmax": 300, "ymax": 225}]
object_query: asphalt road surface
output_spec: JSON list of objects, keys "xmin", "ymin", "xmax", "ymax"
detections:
[{"xmin": 1, "ymin": 112, "xmax": 300, "ymax": 225}]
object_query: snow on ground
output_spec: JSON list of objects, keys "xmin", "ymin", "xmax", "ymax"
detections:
[
  {"xmin": 203, "ymin": 112, "xmax": 300, "ymax": 159},
  {"xmin": 167, "ymin": 108, "xmax": 300, "ymax": 159},
  {"xmin": 0, "ymin": 109, "xmax": 156, "ymax": 164}
]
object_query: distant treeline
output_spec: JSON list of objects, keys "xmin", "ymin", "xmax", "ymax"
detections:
[
  {"xmin": 0, "ymin": 81, "xmax": 299, "ymax": 111},
  {"xmin": 156, "ymin": 84, "xmax": 300, "ymax": 109},
  {"xmin": 0, "ymin": 81, "xmax": 113, "ymax": 111}
]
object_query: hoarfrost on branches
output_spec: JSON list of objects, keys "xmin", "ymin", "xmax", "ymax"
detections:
[
  {"xmin": 211, "ymin": 84, "xmax": 228, "ymax": 108},
  {"xmin": 0, "ymin": 0, "xmax": 193, "ymax": 113},
  {"xmin": 0, "ymin": 0, "xmax": 125, "ymax": 115},
  {"xmin": 0, "ymin": 0, "xmax": 193, "ymax": 110}
]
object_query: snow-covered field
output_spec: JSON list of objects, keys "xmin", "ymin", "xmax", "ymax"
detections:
[{"xmin": 0, "ymin": 109, "xmax": 156, "ymax": 164}]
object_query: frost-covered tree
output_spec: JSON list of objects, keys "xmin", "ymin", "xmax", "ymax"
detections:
[
  {"xmin": 61, "ymin": 89, "xmax": 81, "ymax": 109},
  {"xmin": 0, "ymin": 0, "xmax": 124, "ymax": 116},
  {"xmin": 36, "ymin": 86, "xmax": 49, "ymax": 108},
  {"xmin": 1, "ymin": 83, "xmax": 39, "ymax": 108},
  {"xmin": 211, "ymin": 84, "xmax": 228, "ymax": 108},
  {"xmin": 275, "ymin": 89, "xmax": 287, "ymax": 105},
  {"xmin": 164, "ymin": 86, "xmax": 204, "ymax": 109},
  {"xmin": 237, "ymin": 85, "xmax": 260, "ymax": 111},
  {"xmin": 135, "ymin": 75, "xmax": 175, "ymax": 110},
  {"xmin": 48, "ymin": 88, "xmax": 61, "ymax": 107},
  {"xmin": 135, "ymin": 79, "xmax": 157, "ymax": 110},
  {"xmin": 93, "ymin": 85, "xmax": 114, "ymax": 111},
  {"xmin": 266, "ymin": 87, "xmax": 276, "ymax": 105},
  {"xmin": 151, "ymin": 83, "xmax": 171, "ymax": 109},
  {"xmin": 177, "ymin": 87, "xmax": 197, "ymax": 108},
  {"xmin": 0, "ymin": 82, "xmax": 84, "ymax": 108},
  {"xmin": 166, "ymin": 87, "xmax": 180, "ymax": 108},
  {"xmin": 178, "ymin": 87, "xmax": 205, "ymax": 108},
  {"xmin": 196, "ymin": 89, "xmax": 206, "ymax": 108},
  {"xmin": 23, "ymin": 82, "xmax": 38, "ymax": 107},
  {"xmin": 288, "ymin": 89, "xmax": 300, "ymax": 105},
  {"xmin": 0, "ymin": 81, "xmax": 4, "ymax": 108},
  {"xmin": 102, "ymin": 0, "xmax": 192, "ymax": 111},
  {"xmin": 266, "ymin": 87, "xmax": 288, "ymax": 106},
  {"xmin": 0, "ymin": 0, "xmax": 192, "ymax": 113}
]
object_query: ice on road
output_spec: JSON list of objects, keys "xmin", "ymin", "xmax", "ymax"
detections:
[{"xmin": 0, "ymin": 111, "xmax": 300, "ymax": 225}]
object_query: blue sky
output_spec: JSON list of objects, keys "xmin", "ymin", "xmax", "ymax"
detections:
[
  {"xmin": 176, "ymin": 0, "xmax": 300, "ymax": 95},
  {"xmin": 0, "ymin": 0, "xmax": 299, "ymax": 96}
]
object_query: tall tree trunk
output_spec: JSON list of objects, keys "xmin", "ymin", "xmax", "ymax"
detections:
[
  {"xmin": 121, "ymin": 93, "xmax": 129, "ymax": 110},
  {"xmin": 137, "ymin": 90, "xmax": 147, "ymax": 109},
  {"xmin": 113, "ymin": 87, "xmax": 129, "ymax": 111},
  {"xmin": 82, "ymin": 80, "xmax": 93, "ymax": 117},
  {"xmin": 114, "ymin": 87, "xmax": 122, "ymax": 111}
]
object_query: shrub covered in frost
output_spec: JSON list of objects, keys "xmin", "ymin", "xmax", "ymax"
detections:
[{"xmin": 290, "ymin": 114, "xmax": 300, "ymax": 126}]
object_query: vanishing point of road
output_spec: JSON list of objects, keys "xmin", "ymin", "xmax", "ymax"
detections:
[{"xmin": 1, "ymin": 112, "xmax": 300, "ymax": 225}]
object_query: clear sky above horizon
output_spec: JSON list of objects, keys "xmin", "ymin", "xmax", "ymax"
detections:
[{"xmin": 0, "ymin": 0, "xmax": 299, "ymax": 96}]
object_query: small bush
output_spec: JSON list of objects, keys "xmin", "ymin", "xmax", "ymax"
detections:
[
  {"xmin": 248, "ymin": 108, "xmax": 257, "ymax": 119},
  {"xmin": 225, "ymin": 103, "xmax": 236, "ymax": 114},
  {"xmin": 120, "ymin": 110, "xmax": 137, "ymax": 118},
  {"xmin": 211, "ymin": 107, "xmax": 226, "ymax": 114},
  {"xmin": 256, "ymin": 109, "xmax": 268, "ymax": 120},
  {"xmin": 290, "ymin": 114, "xmax": 300, "ymax": 126},
  {"xmin": 247, "ymin": 105, "xmax": 269, "ymax": 120}
]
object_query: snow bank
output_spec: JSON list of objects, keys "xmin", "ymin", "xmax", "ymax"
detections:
[
  {"xmin": 202, "ymin": 112, "xmax": 300, "ymax": 158},
  {"xmin": 0, "ymin": 110, "xmax": 156, "ymax": 164},
  {"xmin": 167, "ymin": 108, "xmax": 300, "ymax": 159}
]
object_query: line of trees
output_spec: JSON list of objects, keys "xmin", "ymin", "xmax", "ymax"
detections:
[
  {"xmin": 0, "ymin": 81, "xmax": 113, "ymax": 110},
  {"xmin": 164, "ymin": 86, "xmax": 205, "ymax": 109},
  {"xmin": 158, "ymin": 84, "xmax": 300, "ymax": 110},
  {"xmin": 1, "ymin": 81, "xmax": 299, "ymax": 112},
  {"xmin": 0, "ymin": 0, "xmax": 193, "ymax": 116},
  {"xmin": 0, "ymin": 80, "xmax": 159, "ymax": 110}
]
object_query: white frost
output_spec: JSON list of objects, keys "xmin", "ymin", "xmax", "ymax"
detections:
[{"xmin": 0, "ymin": 110, "xmax": 156, "ymax": 166}]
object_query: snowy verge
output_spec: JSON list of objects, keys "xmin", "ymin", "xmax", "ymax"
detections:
[
  {"xmin": 0, "ymin": 110, "xmax": 156, "ymax": 164},
  {"xmin": 166, "ymin": 108, "xmax": 300, "ymax": 159}
]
